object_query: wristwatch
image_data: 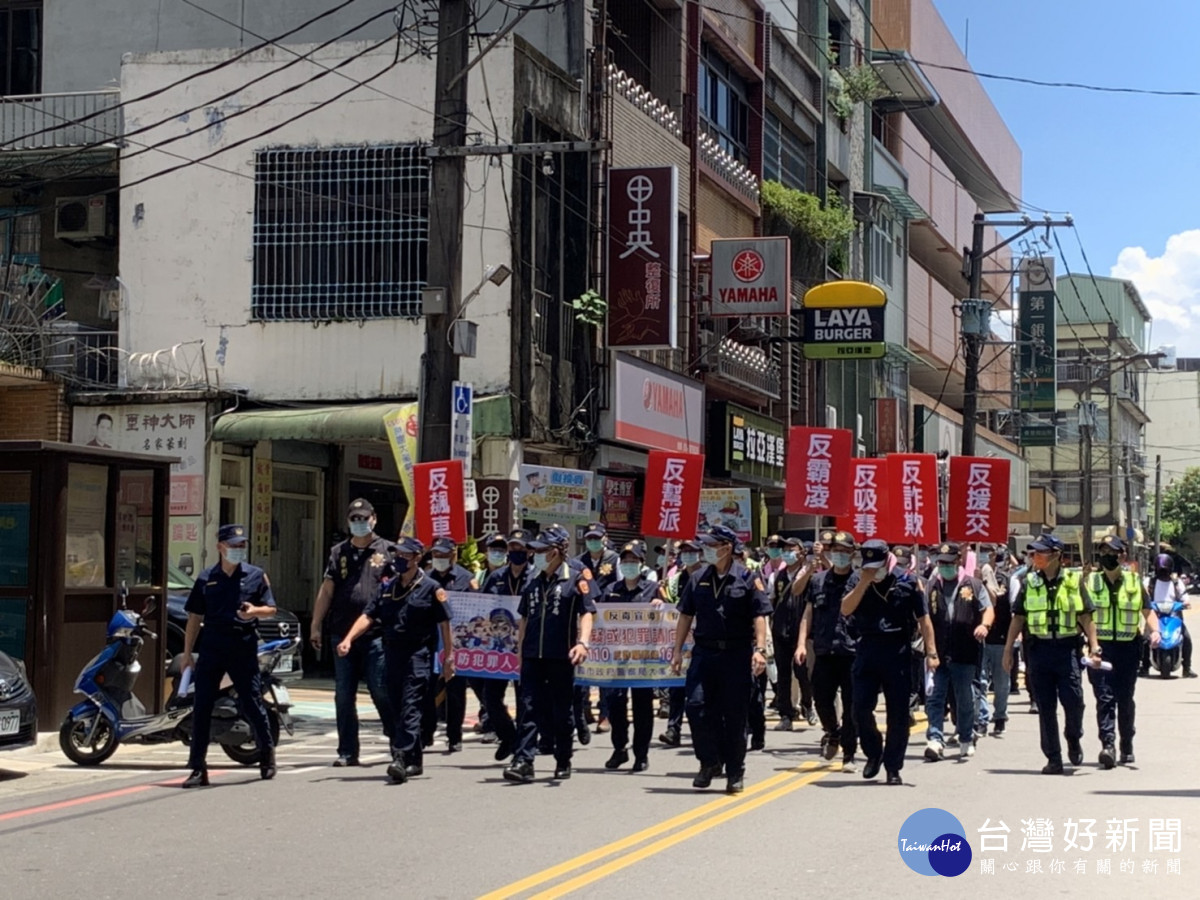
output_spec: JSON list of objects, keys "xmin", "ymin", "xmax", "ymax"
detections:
[
  {"xmin": 753, "ymin": 646, "xmax": 767, "ymax": 654},
  {"xmin": 577, "ymin": 641, "xmax": 590, "ymax": 650}
]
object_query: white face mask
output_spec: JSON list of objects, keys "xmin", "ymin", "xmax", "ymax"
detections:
[
  {"xmin": 872, "ymin": 567, "xmax": 888, "ymax": 583},
  {"xmin": 225, "ymin": 547, "xmax": 247, "ymax": 565},
  {"xmin": 680, "ymin": 552, "xmax": 701, "ymax": 567},
  {"xmin": 703, "ymin": 547, "xmax": 720, "ymax": 564},
  {"xmin": 432, "ymin": 557, "xmax": 452, "ymax": 573},
  {"xmin": 657, "ymin": 554, "xmax": 668, "ymax": 568},
  {"xmin": 534, "ymin": 552, "xmax": 553, "ymax": 572},
  {"xmin": 487, "ymin": 550, "xmax": 508, "ymax": 567},
  {"xmin": 829, "ymin": 552, "xmax": 851, "ymax": 569},
  {"xmin": 619, "ymin": 562, "xmax": 641, "ymax": 580},
  {"xmin": 348, "ymin": 520, "xmax": 372, "ymax": 538}
]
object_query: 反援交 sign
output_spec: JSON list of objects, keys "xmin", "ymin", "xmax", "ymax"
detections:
[
  {"xmin": 575, "ymin": 603, "xmax": 690, "ymax": 687},
  {"xmin": 607, "ymin": 166, "xmax": 679, "ymax": 349},
  {"xmin": 710, "ymin": 237, "xmax": 791, "ymax": 317},
  {"xmin": 946, "ymin": 457, "xmax": 1011, "ymax": 545},
  {"xmin": 518, "ymin": 465, "xmax": 594, "ymax": 524},
  {"xmin": 445, "ymin": 592, "xmax": 520, "ymax": 681}
]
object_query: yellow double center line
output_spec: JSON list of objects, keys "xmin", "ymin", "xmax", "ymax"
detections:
[{"xmin": 479, "ymin": 760, "xmax": 832, "ymax": 900}]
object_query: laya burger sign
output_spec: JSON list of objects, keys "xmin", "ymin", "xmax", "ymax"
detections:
[{"xmin": 802, "ymin": 280, "xmax": 887, "ymax": 359}]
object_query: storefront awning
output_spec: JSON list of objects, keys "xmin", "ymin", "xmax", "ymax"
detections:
[
  {"xmin": 213, "ymin": 395, "xmax": 513, "ymax": 443},
  {"xmin": 874, "ymin": 184, "xmax": 928, "ymax": 221},
  {"xmin": 213, "ymin": 403, "xmax": 405, "ymax": 443}
]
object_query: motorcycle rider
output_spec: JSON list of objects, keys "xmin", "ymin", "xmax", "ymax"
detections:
[
  {"xmin": 1142, "ymin": 553, "xmax": 1194, "ymax": 677},
  {"xmin": 181, "ymin": 524, "xmax": 278, "ymax": 788}
]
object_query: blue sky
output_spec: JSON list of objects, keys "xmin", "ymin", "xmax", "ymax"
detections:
[{"xmin": 931, "ymin": 0, "xmax": 1200, "ymax": 354}]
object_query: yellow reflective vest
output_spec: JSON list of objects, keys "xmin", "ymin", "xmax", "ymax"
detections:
[
  {"xmin": 1087, "ymin": 570, "xmax": 1142, "ymax": 642},
  {"xmin": 1024, "ymin": 569, "xmax": 1084, "ymax": 638}
]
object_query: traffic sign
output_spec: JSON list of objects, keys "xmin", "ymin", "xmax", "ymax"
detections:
[{"xmin": 451, "ymin": 380, "xmax": 473, "ymax": 477}]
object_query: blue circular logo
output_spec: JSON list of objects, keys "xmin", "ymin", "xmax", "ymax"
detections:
[{"xmin": 897, "ymin": 808, "xmax": 972, "ymax": 877}]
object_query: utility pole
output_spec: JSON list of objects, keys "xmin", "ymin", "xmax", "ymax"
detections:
[
  {"xmin": 1079, "ymin": 396, "xmax": 1093, "ymax": 565},
  {"xmin": 419, "ymin": 0, "xmax": 472, "ymax": 464},
  {"xmin": 1123, "ymin": 443, "xmax": 1135, "ymax": 545},
  {"xmin": 1154, "ymin": 453, "xmax": 1163, "ymax": 554}
]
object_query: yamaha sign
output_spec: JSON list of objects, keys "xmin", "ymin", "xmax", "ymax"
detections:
[{"xmin": 710, "ymin": 237, "xmax": 791, "ymax": 317}]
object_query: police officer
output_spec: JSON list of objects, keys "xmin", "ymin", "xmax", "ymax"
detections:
[
  {"xmin": 338, "ymin": 536, "xmax": 454, "ymax": 784},
  {"xmin": 671, "ymin": 525, "xmax": 771, "ymax": 795},
  {"xmin": 922, "ymin": 542, "xmax": 992, "ymax": 761},
  {"xmin": 796, "ymin": 531, "xmax": 859, "ymax": 771},
  {"xmin": 504, "ymin": 526, "xmax": 596, "ymax": 784},
  {"xmin": 603, "ymin": 541, "xmax": 662, "ymax": 772},
  {"xmin": 658, "ymin": 538, "xmax": 704, "ymax": 748},
  {"xmin": 479, "ymin": 528, "xmax": 535, "ymax": 762},
  {"xmin": 309, "ymin": 499, "xmax": 396, "ymax": 767},
  {"xmin": 842, "ymin": 540, "xmax": 937, "ymax": 785},
  {"xmin": 1003, "ymin": 534, "xmax": 1102, "ymax": 774},
  {"xmin": 770, "ymin": 537, "xmax": 816, "ymax": 731},
  {"xmin": 1087, "ymin": 535, "xmax": 1160, "ymax": 767},
  {"xmin": 574, "ymin": 522, "xmax": 618, "ymax": 741},
  {"xmin": 181, "ymin": 524, "xmax": 278, "ymax": 788},
  {"xmin": 426, "ymin": 537, "xmax": 479, "ymax": 753}
]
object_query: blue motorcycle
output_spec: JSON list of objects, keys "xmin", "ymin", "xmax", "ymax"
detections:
[
  {"xmin": 59, "ymin": 589, "xmax": 298, "ymax": 766},
  {"xmin": 1151, "ymin": 597, "xmax": 1187, "ymax": 678}
]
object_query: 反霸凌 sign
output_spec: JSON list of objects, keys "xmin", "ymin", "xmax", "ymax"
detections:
[{"xmin": 785, "ymin": 427, "xmax": 853, "ymax": 516}]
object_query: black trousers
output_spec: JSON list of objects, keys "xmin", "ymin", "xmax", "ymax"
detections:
[
  {"xmin": 748, "ymin": 671, "xmax": 767, "ymax": 741},
  {"xmin": 685, "ymin": 646, "xmax": 752, "ymax": 777},
  {"xmin": 772, "ymin": 634, "xmax": 814, "ymax": 719},
  {"xmin": 1088, "ymin": 639, "xmax": 1140, "ymax": 751},
  {"xmin": 852, "ymin": 639, "xmax": 912, "ymax": 773},
  {"xmin": 482, "ymin": 678, "xmax": 517, "ymax": 746},
  {"xmin": 385, "ymin": 644, "xmax": 432, "ymax": 766},
  {"xmin": 666, "ymin": 686, "xmax": 685, "ymax": 733},
  {"xmin": 515, "ymin": 657, "xmax": 575, "ymax": 767},
  {"xmin": 1027, "ymin": 639, "xmax": 1084, "ymax": 763},
  {"xmin": 188, "ymin": 629, "xmax": 274, "ymax": 771},
  {"xmin": 443, "ymin": 675, "xmax": 467, "ymax": 745},
  {"xmin": 609, "ymin": 687, "xmax": 654, "ymax": 759},
  {"xmin": 812, "ymin": 653, "xmax": 857, "ymax": 758}
]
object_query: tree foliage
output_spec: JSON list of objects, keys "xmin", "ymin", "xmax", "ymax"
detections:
[{"xmin": 1158, "ymin": 466, "xmax": 1200, "ymax": 540}]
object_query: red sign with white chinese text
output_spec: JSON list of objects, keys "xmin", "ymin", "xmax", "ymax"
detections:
[
  {"xmin": 885, "ymin": 454, "xmax": 940, "ymax": 545},
  {"xmin": 784, "ymin": 427, "xmax": 853, "ymax": 516},
  {"xmin": 603, "ymin": 476, "xmax": 637, "ymax": 530},
  {"xmin": 946, "ymin": 457, "xmax": 1011, "ymax": 545},
  {"xmin": 836, "ymin": 458, "xmax": 890, "ymax": 542},
  {"xmin": 607, "ymin": 166, "xmax": 679, "ymax": 349},
  {"xmin": 640, "ymin": 451, "xmax": 704, "ymax": 538},
  {"xmin": 413, "ymin": 461, "xmax": 467, "ymax": 545}
]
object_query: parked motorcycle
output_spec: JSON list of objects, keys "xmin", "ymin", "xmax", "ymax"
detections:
[
  {"xmin": 1151, "ymin": 597, "xmax": 1187, "ymax": 678},
  {"xmin": 59, "ymin": 588, "xmax": 298, "ymax": 766}
]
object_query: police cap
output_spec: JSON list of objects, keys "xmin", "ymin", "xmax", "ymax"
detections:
[{"xmin": 217, "ymin": 524, "xmax": 248, "ymax": 545}]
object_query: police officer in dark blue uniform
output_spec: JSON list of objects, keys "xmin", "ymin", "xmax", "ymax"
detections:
[
  {"xmin": 603, "ymin": 541, "xmax": 662, "ymax": 772},
  {"xmin": 480, "ymin": 528, "xmax": 535, "ymax": 762},
  {"xmin": 504, "ymin": 526, "xmax": 596, "ymax": 784},
  {"xmin": 841, "ymin": 540, "xmax": 937, "ymax": 786},
  {"xmin": 338, "ymin": 536, "xmax": 454, "ymax": 784},
  {"xmin": 671, "ymin": 525, "xmax": 771, "ymax": 795},
  {"xmin": 796, "ymin": 531, "xmax": 859, "ymax": 771},
  {"xmin": 309, "ymin": 498, "xmax": 396, "ymax": 767},
  {"xmin": 574, "ymin": 522, "xmax": 618, "ymax": 743},
  {"xmin": 426, "ymin": 537, "xmax": 479, "ymax": 754},
  {"xmin": 181, "ymin": 524, "xmax": 278, "ymax": 788}
]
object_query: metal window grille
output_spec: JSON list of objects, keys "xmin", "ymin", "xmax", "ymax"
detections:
[{"xmin": 252, "ymin": 145, "xmax": 429, "ymax": 321}]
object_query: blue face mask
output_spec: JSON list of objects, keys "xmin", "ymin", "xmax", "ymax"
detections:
[
  {"xmin": 619, "ymin": 562, "xmax": 641, "ymax": 580},
  {"xmin": 829, "ymin": 552, "xmax": 851, "ymax": 569},
  {"xmin": 938, "ymin": 564, "xmax": 959, "ymax": 581},
  {"xmin": 508, "ymin": 549, "xmax": 528, "ymax": 567},
  {"xmin": 534, "ymin": 552, "xmax": 553, "ymax": 572},
  {"xmin": 487, "ymin": 550, "xmax": 508, "ymax": 567},
  {"xmin": 586, "ymin": 539, "xmax": 604, "ymax": 554},
  {"xmin": 432, "ymin": 557, "xmax": 452, "ymax": 573},
  {"xmin": 680, "ymin": 552, "xmax": 700, "ymax": 567},
  {"xmin": 703, "ymin": 547, "xmax": 720, "ymax": 565},
  {"xmin": 348, "ymin": 520, "xmax": 372, "ymax": 538},
  {"xmin": 657, "ymin": 554, "xmax": 669, "ymax": 568},
  {"xmin": 225, "ymin": 547, "xmax": 247, "ymax": 565},
  {"xmin": 782, "ymin": 551, "xmax": 799, "ymax": 565},
  {"xmin": 766, "ymin": 547, "xmax": 783, "ymax": 560}
]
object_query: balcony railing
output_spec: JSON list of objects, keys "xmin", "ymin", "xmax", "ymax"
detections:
[
  {"xmin": 704, "ymin": 319, "xmax": 782, "ymax": 398},
  {"xmin": 0, "ymin": 91, "xmax": 122, "ymax": 151},
  {"xmin": 606, "ymin": 65, "xmax": 682, "ymax": 139},
  {"xmin": 697, "ymin": 132, "xmax": 760, "ymax": 202}
]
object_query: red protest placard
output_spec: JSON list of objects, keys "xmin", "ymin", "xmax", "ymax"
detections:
[
  {"xmin": 413, "ymin": 460, "xmax": 468, "ymax": 545},
  {"xmin": 837, "ymin": 458, "xmax": 889, "ymax": 542},
  {"xmin": 640, "ymin": 451, "xmax": 704, "ymax": 538},
  {"xmin": 946, "ymin": 456, "xmax": 1011, "ymax": 545},
  {"xmin": 784, "ymin": 427, "xmax": 853, "ymax": 516},
  {"xmin": 885, "ymin": 454, "xmax": 940, "ymax": 545}
]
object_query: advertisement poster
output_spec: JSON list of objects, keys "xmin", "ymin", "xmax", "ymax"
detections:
[
  {"xmin": 576, "ymin": 603, "xmax": 690, "ymax": 688},
  {"xmin": 518, "ymin": 465, "xmax": 594, "ymax": 525},
  {"xmin": 383, "ymin": 403, "xmax": 419, "ymax": 537},
  {"xmin": 65, "ymin": 463, "xmax": 107, "ymax": 588},
  {"xmin": 445, "ymin": 592, "xmax": 520, "ymax": 681},
  {"xmin": 602, "ymin": 476, "xmax": 636, "ymax": 530},
  {"xmin": 698, "ymin": 488, "xmax": 752, "ymax": 543}
]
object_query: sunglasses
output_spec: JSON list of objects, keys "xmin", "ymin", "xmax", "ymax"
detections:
[{"xmin": 349, "ymin": 515, "xmax": 371, "ymax": 523}]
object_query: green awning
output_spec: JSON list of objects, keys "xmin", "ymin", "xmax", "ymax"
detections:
[
  {"xmin": 885, "ymin": 341, "xmax": 935, "ymax": 368},
  {"xmin": 874, "ymin": 184, "xmax": 928, "ymax": 221},
  {"xmin": 213, "ymin": 396, "xmax": 513, "ymax": 443}
]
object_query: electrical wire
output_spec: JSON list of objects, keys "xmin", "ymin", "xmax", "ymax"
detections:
[{"xmin": 1067, "ymin": 222, "xmax": 1126, "ymax": 331}]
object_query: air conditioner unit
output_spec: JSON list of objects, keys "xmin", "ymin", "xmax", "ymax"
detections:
[{"xmin": 55, "ymin": 196, "xmax": 109, "ymax": 240}]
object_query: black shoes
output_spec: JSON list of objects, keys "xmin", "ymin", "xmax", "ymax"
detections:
[
  {"xmin": 886, "ymin": 771, "xmax": 903, "ymax": 786},
  {"xmin": 820, "ymin": 735, "xmax": 839, "ymax": 761},
  {"xmin": 387, "ymin": 761, "xmax": 408, "ymax": 784},
  {"xmin": 1028, "ymin": 703, "xmax": 1039, "ymax": 714},
  {"xmin": 1099, "ymin": 744, "xmax": 1116, "ymax": 770},
  {"xmin": 1185, "ymin": 668, "xmax": 1198, "ymax": 679},
  {"xmin": 404, "ymin": 764, "xmax": 423, "ymax": 778},
  {"xmin": 862, "ymin": 757, "xmax": 882, "ymax": 780},
  {"xmin": 576, "ymin": 725, "xmax": 592, "ymax": 746},
  {"xmin": 553, "ymin": 764, "xmax": 572, "ymax": 780},
  {"xmin": 992, "ymin": 720, "xmax": 1006, "ymax": 735},
  {"xmin": 659, "ymin": 728, "xmax": 681, "ymax": 747},
  {"xmin": 693, "ymin": 764, "xmax": 720, "ymax": 789},
  {"xmin": 447, "ymin": 742, "xmax": 463, "ymax": 754},
  {"xmin": 181, "ymin": 769, "xmax": 209, "ymax": 789},
  {"xmin": 493, "ymin": 740, "xmax": 514, "ymax": 762},
  {"xmin": 260, "ymin": 749, "xmax": 276, "ymax": 781},
  {"xmin": 1120, "ymin": 750, "xmax": 1135, "ymax": 765},
  {"xmin": 632, "ymin": 756, "xmax": 649, "ymax": 773},
  {"xmin": 804, "ymin": 708, "xmax": 818, "ymax": 727},
  {"xmin": 1042, "ymin": 759, "xmax": 1065, "ymax": 775},
  {"xmin": 605, "ymin": 749, "xmax": 630, "ymax": 770},
  {"xmin": 749, "ymin": 735, "xmax": 765, "ymax": 752},
  {"xmin": 726, "ymin": 774, "xmax": 745, "ymax": 794},
  {"xmin": 1067, "ymin": 740, "xmax": 1084, "ymax": 767},
  {"xmin": 333, "ymin": 755, "xmax": 359, "ymax": 767},
  {"xmin": 503, "ymin": 761, "xmax": 534, "ymax": 784},
  {"xmin": 773, "ymin": 718, "xmax": 794, "ymax": 732}
]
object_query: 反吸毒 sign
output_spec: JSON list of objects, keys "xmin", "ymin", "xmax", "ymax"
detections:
[{"xmin": 837, "ymin": 458, "xmax": 889, "ymax": 542}]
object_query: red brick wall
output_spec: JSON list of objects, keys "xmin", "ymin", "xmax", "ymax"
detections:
[{"xmin": 0, "ymin": 381, "xmax": 69, "ymax": 440}]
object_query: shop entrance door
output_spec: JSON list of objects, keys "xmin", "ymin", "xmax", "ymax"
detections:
[{"xmin": 270, "ymin": 464, "xmax": 323, "ymax": 618}]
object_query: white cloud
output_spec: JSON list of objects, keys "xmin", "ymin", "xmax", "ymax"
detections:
[{"xmin": 1112, "ymin": 230, "xmax": 1200, "ymax": 355}]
